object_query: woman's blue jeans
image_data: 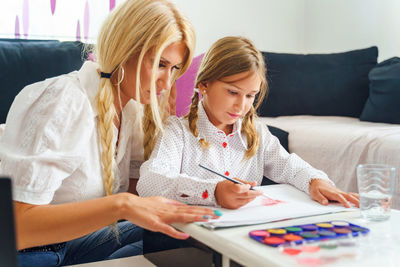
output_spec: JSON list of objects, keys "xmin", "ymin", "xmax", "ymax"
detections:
[{"xmin": 18, "ymin": 221, "xmax": 143, "ymax": 267}]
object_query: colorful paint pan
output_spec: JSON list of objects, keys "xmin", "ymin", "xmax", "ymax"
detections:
[
  {"xmin": 330, "ymin": 221, "xmax": 350, "ymax": 227},
  {"xmin": 283, "ymin": 233, "xmax": 303, "ymax": 242},
  {"xmin": 249, "ymin": 230, "xmax": 270, "ymax": 237},
  {"xmin": 249, "ymin": 221, "xmax": 369, "ymax": 248},
  {"xmin": 350, "ymin": 226, "xmax": 368, "ymax": 233},
  {"xmin": 316, "ymin": 223, "xmax": 333, "ymax": 228},
  {"xmin": 300, "ymin": 232, "xmax": 319, "ymax": 239},
  {"xmin": 263, "ymin": 236, "xmax": 286, "ymax": 246},
  {"xmin": 285, "ymin": 226, "xmax": 302, "ymax": 233},
  {"xmin": 300, "ymin": 224, "xmax": 318, "ymax": 231},
  {"xmin": 318, "ymin": 230, "xmax": 336, "ymax": 237},
  {"xmin": 268, "ymin": 229, "xmax": 286, "ymax": 235},
  {"xmin": 333, "ymin": 228, "xmax": 351, "ymax": 234}
]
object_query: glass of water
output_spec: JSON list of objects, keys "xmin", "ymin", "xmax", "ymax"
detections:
[{"xmin": 357, "ymin": 164, "xmax": 396, "ymax": 221}]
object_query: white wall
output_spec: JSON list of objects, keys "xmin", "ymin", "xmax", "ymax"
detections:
[
  {"xmin": 172, "ymin": 0, "xmax": 305, "ymax": 55},
  {"xmin": 173, "ymin": 0, "xmax": 400, "ymax": 62},
  {"xmin": 2, "ymin": 0, "xmax": 397, "ymax": 61},
  {"xmin": 304, "ymin": 0, "xmax": 400, "ymax": 62}
]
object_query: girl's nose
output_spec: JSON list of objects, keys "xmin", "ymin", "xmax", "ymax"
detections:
[{"xmin": 235, "ymin": 96, "xmax": 246, "ymax": 110}]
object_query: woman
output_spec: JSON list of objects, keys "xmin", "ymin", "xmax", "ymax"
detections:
[{"xmin": 0, "ymin": 0, "xmax": 219, "ymax": 266}]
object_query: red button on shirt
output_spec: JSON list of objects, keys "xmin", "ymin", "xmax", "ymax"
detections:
[
  {"xmin": 202, "ymin": 190, "xmax": 209, "ymax": 199},
  {"xmin": 225, "ymin": 171, "xmax": 230, "ymax": 176},
  {"xmin": 222, "ymin": 142, "xmax": 227, "ymax": 148}
]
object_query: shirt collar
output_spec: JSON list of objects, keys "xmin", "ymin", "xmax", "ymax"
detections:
[{"xmin": 197, "ymin": 101, "xmax": 247, "ymax": 149}]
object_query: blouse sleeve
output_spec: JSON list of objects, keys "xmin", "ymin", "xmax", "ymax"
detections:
[
  {"xmin": 137, "ymin": 117, "xmax": 219, "ymax": 206},
  {"xmin": 0, "ymin": 76, "xmax": 94, "ymax": 204},
  {"xmin": 261, "ymin": 123, "xmax": 333, "ymax": 194}
]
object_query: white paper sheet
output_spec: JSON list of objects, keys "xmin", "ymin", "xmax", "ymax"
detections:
[{"xmin": 199, "ymin": 184, "xmax": 356, "ymax": 229}]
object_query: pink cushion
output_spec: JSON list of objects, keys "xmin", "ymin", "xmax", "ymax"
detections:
[{"xmin": 175, "ymin": 53, "xmax": 204, "ymax": 117}]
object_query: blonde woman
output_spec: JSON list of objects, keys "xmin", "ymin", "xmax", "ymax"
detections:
[
  {"xmin": 138, "ymin": 36, "xmax": 359, "ymax": 209},
  {"xmin": 0, "ymin": 0, "xmax": 220, "ymax": 266}
]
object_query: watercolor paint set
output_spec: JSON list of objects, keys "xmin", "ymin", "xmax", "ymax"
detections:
[
  {"xmin": 249, "ymin": 221, "xmax": 369, "ymax": 247},
  {"xmin": 249, "ymin": 221, "xmax": 370, "ymax": 266}
]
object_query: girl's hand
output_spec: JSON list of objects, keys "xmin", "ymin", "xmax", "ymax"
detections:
[
  {"xmin": 121, "ymin": 193, "xmax": 220, "ymax": 240},
  {"xmin": 215, "ymin": 178, "xmax": 262, "ymax": 209},
  {"xmin": 309, "ymin": 179, "xmax": 360, "ymax": 208}
]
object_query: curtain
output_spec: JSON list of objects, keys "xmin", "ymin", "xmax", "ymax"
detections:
[{"xmin": 0, "ymin": 0, "xmax": 124, "ymax": 42}]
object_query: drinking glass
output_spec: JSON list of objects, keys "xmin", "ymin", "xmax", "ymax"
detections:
[{"xmin": 357, "ymin": 164, "xmax": 396, "ymax": 221}]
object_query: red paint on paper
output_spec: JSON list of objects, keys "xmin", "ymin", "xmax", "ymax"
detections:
[{"xmin": 261, "ymin": 197, "xmax": 283, "ymax": 206}]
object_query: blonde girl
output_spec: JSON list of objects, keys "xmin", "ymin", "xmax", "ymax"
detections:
[
  {"xmin": 138, "ymin": 36, "xmax": 359, "ymax": 210},
  {"xmin": 0, "ymin": 0, "xmax": 220, "ymax": 266}
]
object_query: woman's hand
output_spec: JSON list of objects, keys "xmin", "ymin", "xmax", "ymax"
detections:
[
  {"xmin": 309, "ymin": 179, "xmax": 360, "ymax": 208},
  {"xmin": 215, "ymin": 179, "xmax": 262, "ymax": 209},
  {"xmin": 120, "ymin": 193, "xmax": 220, "ymax": 240}
]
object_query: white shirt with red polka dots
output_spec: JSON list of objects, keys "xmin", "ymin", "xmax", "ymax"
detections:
[{"xmin": 137, "ymin": 101, "xmax": 332, "ymax": 206}]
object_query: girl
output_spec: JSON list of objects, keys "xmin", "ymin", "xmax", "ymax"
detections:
[
  {"xmin": 0, "ymin": 0, "xmax": 219, "ymax": 266},
  {"xmin": 138, "ymin": 36, "xmax": 359, "ymax": 210}
]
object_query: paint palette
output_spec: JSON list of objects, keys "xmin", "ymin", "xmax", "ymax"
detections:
[{"xmin": 249, "ymin": 221, "xmax": 369, "ymax": 247}]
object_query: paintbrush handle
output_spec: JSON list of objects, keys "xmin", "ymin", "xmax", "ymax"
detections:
[
  {"xmin": 199, "ymin": 164, "xmax": 245, "ymax": 185},
  {"xmin": 199, "ymin": 164, "xmax": 274, "ymax": 197}
]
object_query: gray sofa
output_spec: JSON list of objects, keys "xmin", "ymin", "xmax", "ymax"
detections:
[{"xmin": 1, "ymin": 39, "xmax": 399, "ymax": 209}]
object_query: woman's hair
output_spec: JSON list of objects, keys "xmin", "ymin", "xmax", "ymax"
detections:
[
  {"xmin": 95, "ymin": 0, "xmax": 195, "ymax": 197},
  {"xmin": 186, "ymin": 36, "xmax": 267, "ymax": 160}
]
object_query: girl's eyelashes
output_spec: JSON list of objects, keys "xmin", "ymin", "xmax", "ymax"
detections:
[
  {"xmin": 227, "ymin": 89, "xmax": 238, "ymax": 95},
  {"xmin": 226, "ymin": 87, "xmax": 259, "ymax": 98},
  {"xmin": 227, "ymin": 89, "xmax": 254, "ymax": 98}
]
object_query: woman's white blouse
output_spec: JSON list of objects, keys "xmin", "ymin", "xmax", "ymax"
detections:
[
  {"xmin": 137, "ymin": 102, "xmax": 332, "ymax": 206},
  {"xmin": 0, "ymin": 61, "xmax": 144, "ymax": 205}
]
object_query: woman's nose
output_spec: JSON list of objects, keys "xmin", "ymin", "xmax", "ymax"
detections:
[{"xmin": 157, "ymin": 70, "xmax": 172, "ymax": 91}]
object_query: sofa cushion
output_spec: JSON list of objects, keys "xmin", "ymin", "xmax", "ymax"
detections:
[
  {"xmin": 259, "ymin": 47, "xmax": 378, "ymax": 118},
  {"xmin": 267, "ymin": 125, "xmax": 288, "ymax": 152},
  {"xmin": 175, "ymin": 54, "xmax": 204, "ymax": 117},
  {"xmin": 360, "ymin": 57, "xmax": 400, "ymax": 124},
  {"xmin": 261, "ymin": 125, "xmax": 289, "ymax": 186},
  {"xmin": 0, "ymin": 40, "xmax": 85, "ymax": 123}
]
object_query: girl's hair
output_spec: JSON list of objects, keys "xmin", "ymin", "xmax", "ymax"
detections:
[
  {"xmin": 186, "ymin": 36, "xmax": 267, "ymax": 160},
  {"xmin": 95, "ymin": 0, "xmax": 195, "ymax": 197}
]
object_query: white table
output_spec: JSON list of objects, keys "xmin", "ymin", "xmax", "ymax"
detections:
[
  {"xmin": 71, "ymin": 210, "xmax": 400, "ymax": 267},
  {"xmin": 174, "ymin": 209, "xmax": 400, "ymax": 267}
]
